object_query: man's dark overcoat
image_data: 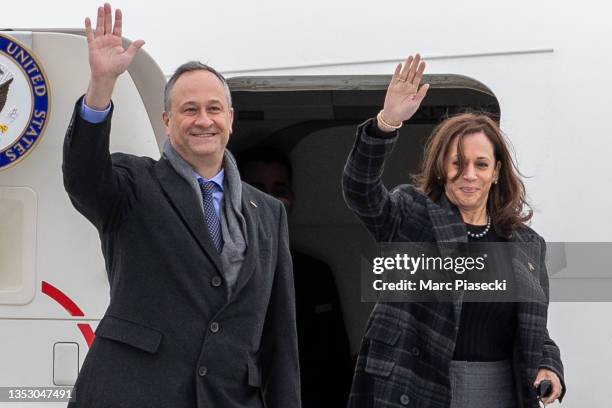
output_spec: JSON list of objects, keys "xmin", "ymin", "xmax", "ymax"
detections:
[{"xmin": 63, "ymin": 99, "xmax": 300, "ymax": 408}]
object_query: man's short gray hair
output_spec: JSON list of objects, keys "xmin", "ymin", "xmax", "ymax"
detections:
[{"xmin": 163, "ymin": 61, "xmax": 232, "ymax": 112}]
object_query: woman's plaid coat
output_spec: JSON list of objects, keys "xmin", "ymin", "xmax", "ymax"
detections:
[{"xmin": 342, "ymin": 119, "xmax": 565, "ymax": 408}]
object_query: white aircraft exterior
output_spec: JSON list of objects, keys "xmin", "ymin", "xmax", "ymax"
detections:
[{"xmin": 1, "ymin": 1, "xmax": 611, "ymax": 406}]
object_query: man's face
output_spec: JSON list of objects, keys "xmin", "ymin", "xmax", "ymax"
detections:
[
  {"xmin": 241, "ymin": 161, "xmax": 294, "ymax": 210},
  {"xmin": 162, "ymin": 70, "xmax": 234, "ymax": 170}
]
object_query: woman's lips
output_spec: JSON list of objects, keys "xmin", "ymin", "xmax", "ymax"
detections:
[{"xmin": 459, "ymin": 187, "xmax": 479, "ymax": 193}]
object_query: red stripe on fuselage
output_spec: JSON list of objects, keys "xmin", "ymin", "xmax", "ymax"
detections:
[
  {"xmin": 77, "ymin": 323, "xmax": 95, "ymax": 347},
  {"xmin": 41, "ymin": 281, "xmax": 84, "ymax": 317},
  {"xmin": 41, "ymin": 281, "xmax": 95, "ymax": 347}
]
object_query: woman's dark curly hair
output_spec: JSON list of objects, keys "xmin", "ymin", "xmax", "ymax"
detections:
[{"xmin": 413, "ymin": 112, "xmax": 532, "ymax": 238}]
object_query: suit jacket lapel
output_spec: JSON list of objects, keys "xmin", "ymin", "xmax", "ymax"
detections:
[
  {"xmin": 230, "ymin": 186, "xmax": 259, "ymax": 299},
  {"xmin": 154, "ymin": 157, "xmax": 224, "ymax": 274}
]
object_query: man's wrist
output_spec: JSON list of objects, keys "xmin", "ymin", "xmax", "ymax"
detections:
[
  {"xmin": 80, "ymin": 97, "xmax": 111, "ymax": 123},
  {"xmin": 85, "ymin": 77, "xmax": 117, "ymax": 110}
]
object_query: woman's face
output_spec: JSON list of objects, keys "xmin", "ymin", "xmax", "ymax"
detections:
[{"xmin": 444, "ymin": 131, "xmax": 500, "ymax": 215}]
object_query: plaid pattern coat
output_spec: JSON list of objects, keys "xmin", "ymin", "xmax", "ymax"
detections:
[{"xmin": 342, "ymin": 119, "xmax": 565, "ymax": 408}]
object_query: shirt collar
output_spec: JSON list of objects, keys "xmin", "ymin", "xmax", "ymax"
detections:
[{"xmin": 194, "ymin": 169, "xmax": 225, "ymax": 191}]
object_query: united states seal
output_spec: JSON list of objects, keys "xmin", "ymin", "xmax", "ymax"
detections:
[{"xmin": 0, "ymin": 33, "xmax": 50, "ymax": 171}]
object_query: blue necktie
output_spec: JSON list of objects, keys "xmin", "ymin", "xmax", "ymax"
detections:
[{"xmin": 198, "ymin": 180, "xmax": 223, "ymax": 252}]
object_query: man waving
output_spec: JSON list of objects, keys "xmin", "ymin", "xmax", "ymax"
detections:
[{"xmin": 63, "ymin": 4, "xmax": 300, "ymax": 407}]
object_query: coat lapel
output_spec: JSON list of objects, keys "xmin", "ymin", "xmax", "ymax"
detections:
[
  {"xmin": 507, "ymin": 231, "xmax": 547, "ymax": 303},
  {"xmin": 427, "ymin": 194, "xmax": 468, "ymax": 245},
  {"xmin": 229, "ymin": 186, "xmax": 260, "ymax": 299},
  {"xmin": 508, "ymin": 230, "xmax": 548, "ymax": 374},
  {"xmin": 427, "ymin": 195, "xmax": 467, "ymax": 319},
  {"xmin": 153, "ymin": 157, "xmax": 224, "ymax": 274}
]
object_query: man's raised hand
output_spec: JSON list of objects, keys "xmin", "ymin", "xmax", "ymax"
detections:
[{"xmin": 84, "ymin": 3, "xmax": 144, "ymax": 109}]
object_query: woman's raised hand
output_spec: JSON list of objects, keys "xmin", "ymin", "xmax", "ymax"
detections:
[{"xmin": 379, "ymin": 54, "xmax": 429, "ymax": 130}]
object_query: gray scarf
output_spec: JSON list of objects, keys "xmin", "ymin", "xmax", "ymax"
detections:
[{"xmin": 162, "ymin": 140, "xmax": 247, "ymax": 295}]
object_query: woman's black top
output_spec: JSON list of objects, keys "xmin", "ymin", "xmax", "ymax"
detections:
[{"xmin": 452, "ymin": 223, "xmax": 518, "ymax": 361}]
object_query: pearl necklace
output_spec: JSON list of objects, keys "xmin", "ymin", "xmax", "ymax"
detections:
[{"xmin": 466, "ymin": 215, "xmax": 491, "ymax": 239}]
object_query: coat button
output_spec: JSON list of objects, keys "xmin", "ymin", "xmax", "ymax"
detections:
[
  {"xmin": 411, "ymin": 347, "xmax": 420, "ymax": 356},
  {"xmin": 211, "ymin": 276, "xmax": 222, "ymax": 287},
  {"xmin": 210, "ymin": 322, "xmax": 220, "ymax": 333},
  {"xmin": 198, "ymin": 366, "xmax": 208, "ymax": 376},
  {"xmin": 400, "ymin": 394, "xmax": 410, "ymax": 405}
]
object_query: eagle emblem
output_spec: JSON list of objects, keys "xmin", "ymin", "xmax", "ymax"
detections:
[
  {"xmin": 0, "ymin": 78, "xmax": 12, "ymax": 112},
  {"xmin": 0, "ymin": 33, "xmax": 50, "ymax": 170},
  {"xmin": 0, "ymin": 64, "xmax": 13, "ymax": 134}
]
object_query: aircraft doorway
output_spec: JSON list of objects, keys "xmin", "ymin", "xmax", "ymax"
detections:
[{"xmin": 228, "ymin": 74, "xmax": 500, "ymax": 407}]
